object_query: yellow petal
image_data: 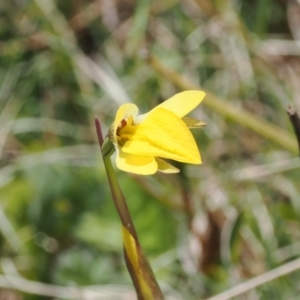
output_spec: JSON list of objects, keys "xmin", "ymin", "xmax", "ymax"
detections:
[
  {"xmin": 122, "ymin": 107, "xmax": 201, "ymax": 164},
  {"xmin": 116, "ymin": 149, "xmax": 157, "ymax": 175},
  {"xmin": 134, "ymin": 90, "xmax": 206, "ymax": 124},
  {"xmin": 156, "ymin": 90, "xmax": 205, "ymax": 118},
  {"xmin": 114, "ymin": 103, "xmax": 139, "ymax": 137},
  {"xmin": 155, "ymin": 158, "xmax": 179, "ymax": 173}
]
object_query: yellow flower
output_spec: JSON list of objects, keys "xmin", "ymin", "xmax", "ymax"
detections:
[{"xmin": 106, "ymin": 90, "xmax": 206, "ymax": 175}]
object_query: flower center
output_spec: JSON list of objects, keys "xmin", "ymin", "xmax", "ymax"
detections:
[{"xmin": 116, "ymin": 115, "xmax": 136, "ymax": 145}]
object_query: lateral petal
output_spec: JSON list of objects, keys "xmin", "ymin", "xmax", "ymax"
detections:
[
  {"xmin": 122, "ymin": 107, "xmax": 201, "ymax": 164},
  {"xmin": 134, "ymin": 90, "xmax": 206, "ymax": 124},
  {"xmin": 116, "ymin": 149, "xmax": 157, "ymax": 175},
  {"xmin": 155, "ymin": 158, "xmax": 179, "ymax": 173},
  {"xmin": 182, "ymin": 117, "xmax": 206, "ymax": 128},
  {"xmin": 156, "ymin": 90, "xmax": 205, "ymax": 118}
]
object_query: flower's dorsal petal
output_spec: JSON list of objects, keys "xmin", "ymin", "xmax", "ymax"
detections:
[
  {"xmin": 182, "ymin": 117, "xmax": 206, "ymax": 128},
  {"xmin": 155, "ymin": 158, "xmax": 179, "ymax": 173},
  {"xmin": 116, "ymin": 149, "xmax": 157, "ymax": 175},
  {"xmin": 122, "ymin": 107, "xmax": 201, "ymax": 164},
  {"xmin": 114, "ymin": 103, "xmax": 139, "ymax": 136},
  {"xmin": 156, "ymin": 90, "xmax": 206, "ymax": 118}
]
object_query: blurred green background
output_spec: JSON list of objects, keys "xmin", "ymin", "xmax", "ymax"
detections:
[{"xmin": 1, "ymin": 0, "xmax": 300, "ymax": 299}]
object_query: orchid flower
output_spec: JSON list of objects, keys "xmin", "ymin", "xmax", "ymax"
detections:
[{"xmin": 103, "ymin": 90, "xmax": 206, "ymax": 175}]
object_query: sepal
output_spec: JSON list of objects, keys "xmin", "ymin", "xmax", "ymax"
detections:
[{"xmin": 102, "ymin": 136, "xmax": 115, "ymax": 157}]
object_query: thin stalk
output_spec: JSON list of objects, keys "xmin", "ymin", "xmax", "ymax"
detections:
[
  {"xmin": 95, "ymin": 117, "xmax": 164, "ymax": 300},
  {"xmin": 287, "ymin": 106, "xmax": 300, "ymax": 155}
]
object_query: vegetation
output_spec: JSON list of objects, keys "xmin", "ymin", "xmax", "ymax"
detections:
[{"xmin": 1, "ymin": 0, "xmax": 300, "ymax": 299}]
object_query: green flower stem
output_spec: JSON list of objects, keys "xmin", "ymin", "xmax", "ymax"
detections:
[
  {"xmin": 95, "ymin": 117, "xmax": 137, "ymax": 237},
  {"xmin": 103, "ymin": 155, "xmax": 138, "ymax": 237},
  {"xmin": 148, "ymin": 55, "xmax": 299, "ymax": 155},
  {"xmin": 95, "ymin": 117, "xmax": 164, "ymax": 300}
]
